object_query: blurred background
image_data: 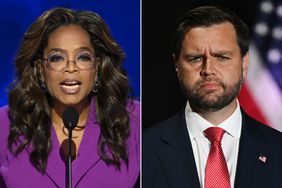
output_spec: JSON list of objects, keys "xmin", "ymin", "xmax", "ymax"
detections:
[
  {"xmin": 142, "ymin": 0, "xmax": 282, "ymax": 131},
  {"xmin": 0, "ymin": 0, "xmax": 140, "ymax": 106}
]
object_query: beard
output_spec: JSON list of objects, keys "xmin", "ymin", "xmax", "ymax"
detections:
[{"xmin": 179, "ymin": 74, "xmax": 243, "ymax": 112}]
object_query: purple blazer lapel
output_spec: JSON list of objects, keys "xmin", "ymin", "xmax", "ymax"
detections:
[
  {"xmin": 44, "ymin": 127, "xmax": 67, "ymax": 188},
  {"xmin": 46, "ymin": 100, "xmax": 103, "ymax": 187},
  {"xmin": 16, "ymin": 131, "xmax": 63, "ymax": 188},
  {"xmin": 72, "ymin": 122, "xmax": 103, "ymax": 187}
]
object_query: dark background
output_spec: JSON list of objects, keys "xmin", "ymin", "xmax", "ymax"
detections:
[{"xmin": 142, "ymin": 0, "xmax": 260, "ymax": 129}]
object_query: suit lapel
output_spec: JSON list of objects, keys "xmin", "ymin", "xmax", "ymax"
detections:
[
  {"xmin": 17, "ymin": 131, "xmax": 63, "ymax": 187},
  {"xmin": 44, "ymin": 127, "xmax": 65, "ymax": 188},
  {"xmin": 156, "ymin": 110, "xmax": 201, "ymax": 188},
  {"xmin": 72, "ymin": 100, "xmax": 104, "ymax": 187},
  {"xmin": 46, "ymin": 100, "xmax": 103, "ymax": 187},
  {"xmin": 154, "ymin": 108, "xmax": 274, "ymax": 188},
  {"xmin": 45, "ymin": 122, "xmax": 103, "ymax": 188},
  {"xmin": 234, "ymin": 111, "xmax": 269, "ymax": 188},
  {"xmin": 72, "ymin": 122, "xmax": 102, "ymax": 187}
]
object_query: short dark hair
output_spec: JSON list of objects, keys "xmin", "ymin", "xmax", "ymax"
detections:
[{"xmin": 173, "ymin": 6, "xmax": 250, "ymax": 61}]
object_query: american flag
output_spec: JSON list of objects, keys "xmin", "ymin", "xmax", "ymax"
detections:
[{"xmin": 238, "ymin": 0, "xmax": 282, "ymax": 132}]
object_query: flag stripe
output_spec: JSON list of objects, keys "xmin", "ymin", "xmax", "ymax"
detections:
[
  {"xmin": 244, "ymin": 44, "xmax": 282, "ymax": 132},
  {"xmin": 238, "ymin": 84, "xmax": 268, "ymax": 126}
]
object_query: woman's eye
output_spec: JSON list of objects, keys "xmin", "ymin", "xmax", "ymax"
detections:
[
  {"xmin": 77, "ymin": 53, "xmax": 92, "ymax": 62},
  {"xmin": 49, "ymin": 55, "xmax": 64, "ymax": 62}
]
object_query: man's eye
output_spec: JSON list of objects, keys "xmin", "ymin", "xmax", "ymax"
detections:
[
  {"xmin": 217, "ymin": 56, "xmax": 230, "ymax": 61},
  {"xmin": 187, "ymin": 56, "xmax": 203, "ymax": 63}
]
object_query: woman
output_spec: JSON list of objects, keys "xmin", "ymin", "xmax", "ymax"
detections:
[{"xmin": 0, "ymin": 7, "xmax": 140, "ymax": 188}]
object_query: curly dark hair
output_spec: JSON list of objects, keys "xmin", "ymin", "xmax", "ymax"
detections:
[{"xmin": 8, "ymin": 7, "xmax": 132, "ymax": 173}]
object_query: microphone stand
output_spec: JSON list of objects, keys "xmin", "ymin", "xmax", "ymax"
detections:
[
  {"xmin": 63, "ymin": 106, "xmax": 78, "ymax": 188},
  {"xmin": 67, "ymin": 125, "xmax": 73, "ymax": 188}
]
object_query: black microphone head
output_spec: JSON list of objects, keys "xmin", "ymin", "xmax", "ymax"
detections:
[{"xmin": 62, "ymin": 106, "xmax": 79, "ymax": 130}]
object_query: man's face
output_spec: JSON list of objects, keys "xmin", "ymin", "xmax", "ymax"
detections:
[{"xmin": 175, "ymin": 22, "xmax": 249, "ymax": 112}]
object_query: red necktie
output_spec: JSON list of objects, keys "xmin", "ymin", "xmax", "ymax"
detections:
[{"xmin": 204, "ymin": 127, "xmax": 231, "ymax": 188}]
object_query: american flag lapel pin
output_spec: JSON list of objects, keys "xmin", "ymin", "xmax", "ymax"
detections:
[{"xmin": 258, "ymin": 154, "xmax": 267, "ymax": 163}]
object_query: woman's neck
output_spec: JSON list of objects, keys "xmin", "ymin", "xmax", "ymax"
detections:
[{"xmin": 51, "ymin": 99, "xmax": 90, "ymax": 129}]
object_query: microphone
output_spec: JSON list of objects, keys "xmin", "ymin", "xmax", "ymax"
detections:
[
  {"xmin": 62, "ymin": 107, "xmax": 79, "ymax": 188},
  {"xmin": 63, "ymin": 106, "xmax": 79, "ymax": 131}
]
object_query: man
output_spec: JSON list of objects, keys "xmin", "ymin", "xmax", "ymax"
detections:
[{"xmin": 143, "ymin": 6, "xmax": 282, "ymax": 188}]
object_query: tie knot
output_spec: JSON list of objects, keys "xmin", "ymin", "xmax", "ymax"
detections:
[{"xmin": 204, "ymin": 127, "xmax": 225, "ymax": 143}]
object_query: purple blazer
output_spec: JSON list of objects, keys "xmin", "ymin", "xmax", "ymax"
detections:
[{"xmin": 0, "ymin": 100, "xmax": 140, "ymax": 188}]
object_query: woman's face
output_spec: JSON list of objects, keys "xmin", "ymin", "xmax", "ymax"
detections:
[{"xmin": 42, "ymin": 24, "xmax": 97, "ymax": 107}]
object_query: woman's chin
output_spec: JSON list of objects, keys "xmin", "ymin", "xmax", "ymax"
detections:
[{"xmin": 54, "ymin": 96, "xmax": 88, "ymax": 107}]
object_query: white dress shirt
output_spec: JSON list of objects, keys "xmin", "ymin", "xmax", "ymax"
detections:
[{"xmin": 185, "ymin": 100, "xmax": 242, "ymax": 188}]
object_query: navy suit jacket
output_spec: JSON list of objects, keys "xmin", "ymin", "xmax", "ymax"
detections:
[{"xmin": 143, "ymin": 108, "xmax": 282, "ymax": 188}]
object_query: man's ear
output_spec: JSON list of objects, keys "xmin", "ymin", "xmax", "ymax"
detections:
[{"xmin": 242, "ymin": 52, "xmax": 249, "ymax": 79}]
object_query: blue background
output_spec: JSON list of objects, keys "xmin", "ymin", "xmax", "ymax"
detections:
[{"xmin": 0, "ymin": 0, "xmax": 140, "ymax": 106}]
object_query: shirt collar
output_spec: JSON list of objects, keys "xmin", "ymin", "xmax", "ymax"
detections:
[{"xmin": 185, "ymin": 100, "xmax": 242, "ymax": 139}]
